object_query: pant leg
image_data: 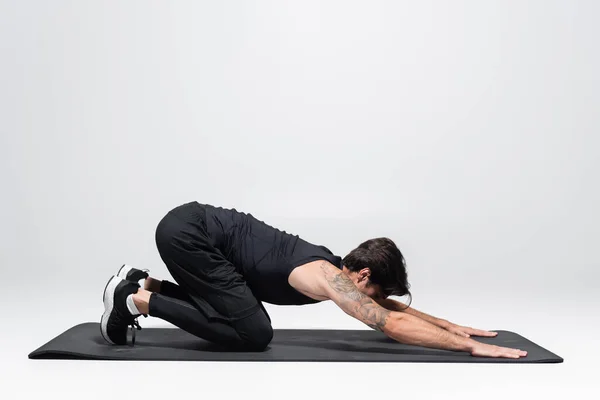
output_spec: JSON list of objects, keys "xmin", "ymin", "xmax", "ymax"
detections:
[
  {"xmin": 148, "ymin": 290, "xmax": 273, "ymax": 351},
  {"xmin": 159, "ymin": 279, "xmax": 194, "ymax": 303},
  {"xmin": 148, "ymin": 292, "xmax": 243, "ymax": 347},
  {"xmin": 159, "ymin": 279, "xmax": 271, "ymax": 323},
  {"xmin": 150, "ymin": 202, "xmax": 273, "ymax": 351}
]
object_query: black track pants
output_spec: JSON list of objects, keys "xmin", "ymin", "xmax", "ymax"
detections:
[{"xmin": 148, "ymin": 202, "xmax": 273, "ymax": 351}]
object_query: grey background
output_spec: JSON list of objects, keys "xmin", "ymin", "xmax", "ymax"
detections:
[{"xmin": 1, "ymin": 1, "xmax": 598, "ymax": 399}]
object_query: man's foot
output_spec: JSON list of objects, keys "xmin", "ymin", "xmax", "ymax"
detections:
[
  {"xmin": 100, "ymin": 275, "xmax": 144, "ymax": 346},
  {"xmin": 116, "ymin": 264, "xmax": 149, "ymax": 283}
]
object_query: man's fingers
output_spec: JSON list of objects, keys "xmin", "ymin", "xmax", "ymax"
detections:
[
  {"xmin": 501, "ymin": 346, "xmax": 527, "ymax": 357},
  {"xmin": 489, "ymin": 345, "xmax": 528, "ymax": 358},
  {"xmin": 476, "ymin": 330, "xmax": 497, "ymax": 337},
  {"xmin": 449, "ymin": 328, "xmax": 470, "ymax": 337},
  {"xmin": 471, "ymin": 344, "xmax": 528, "ymax": 358},
  {"xmin": 466, "ymin": 327, "xmax": 498, "ymax": 337}
]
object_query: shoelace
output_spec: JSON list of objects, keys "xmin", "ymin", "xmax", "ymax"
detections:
[
  {"xmin": 128, "ymin": 271, "xmax": 149, "ymax": 346},
  {"xmin": 129, "ymin": 317, "xmax": 142, "ymax": 345},
  {"xmin": 129, "ymin": 274, "xmax": 150, "ymax": 346},
  {"xmin": 128, "ymin": 311, "xmax": 149, "ymax": 346}
]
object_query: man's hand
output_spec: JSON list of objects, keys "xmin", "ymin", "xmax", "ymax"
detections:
[
  {"xmin": 443, "ymin": 322, "xmax": 499, "ymax": 338},
  {"xmin": 471, "ymin": 342, "xmax": 527, "ymax": 358}
]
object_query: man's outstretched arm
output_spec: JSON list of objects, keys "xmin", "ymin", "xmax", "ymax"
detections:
[
  {"xmin": 288, "ymin": 260, "xmax": 527, "ymax": 358},
  {"xmin": 315, "ymin": 261, "xmax": 473, "ymax": 351}
]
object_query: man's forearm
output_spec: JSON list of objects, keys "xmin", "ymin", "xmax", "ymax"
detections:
[
  {"xmin": 377, "ymin": 298, "xmax": 450, "ymax": 329},
  {"xmin": 385, "ymin": 312, "xmax": 475, "ymax": 352}
]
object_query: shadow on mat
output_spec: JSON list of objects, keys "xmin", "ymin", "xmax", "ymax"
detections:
[
  {"xmin": 90, "ymin": 336, "xmax": 239, "ymax": 352},
  {"xmin": 276, "ymin": 339, "xmax": 469, "ymax": 357},
  {"xmin": 90, "ymin": 336, "xmax": 469, "ymax": 356}
]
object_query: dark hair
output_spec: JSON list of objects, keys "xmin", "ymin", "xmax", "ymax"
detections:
[{"xmin": 342, "ymin": 237, "xmax": 411, "ymax": 308}]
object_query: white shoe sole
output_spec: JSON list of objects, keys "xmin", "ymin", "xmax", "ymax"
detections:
[
  {"xmin": 100, "ymin": 275, "xmax": 121, "ymax": 345},
  {"xmin": 117, "ymin": 264, "xmax": 133, "ymax": 279}
]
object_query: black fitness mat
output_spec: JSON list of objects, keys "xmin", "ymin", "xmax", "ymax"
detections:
[{"xmin": 28, "ymin": 322, "xmax": 563, "ymax": 363}]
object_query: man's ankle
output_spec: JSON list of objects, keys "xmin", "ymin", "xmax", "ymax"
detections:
[{"xmin": 144, "ymin": 277, "xmax": 162, "ymax": 293}]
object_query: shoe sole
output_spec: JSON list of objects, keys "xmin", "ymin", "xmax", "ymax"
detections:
[
  {"xmin": 116, "ymin": 264, "xmax": 130, "ymax": 280},
  {"xmin": 100, "ymin": 275, "xmax": 121, "ymax": 345}
]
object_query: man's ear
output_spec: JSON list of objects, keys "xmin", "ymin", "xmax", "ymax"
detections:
[{"xmin": 358, "ymin": 268, "xmax": 371, "ymax": 282}]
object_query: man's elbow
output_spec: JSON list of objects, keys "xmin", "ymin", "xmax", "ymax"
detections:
[{"xmin": 381, "ymin": 311, "xmax": 407, "ymax": 336}]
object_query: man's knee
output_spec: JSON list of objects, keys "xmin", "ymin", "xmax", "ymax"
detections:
[
  {"xmin": 235, "ymin": 312, "xmax": 274, "ymax": 351},
  {"xmin": 244, "ymin": 323, "xmax": 273, "ymax": 351}
]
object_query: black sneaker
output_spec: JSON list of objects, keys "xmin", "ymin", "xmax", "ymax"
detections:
[
  {"xmin": 116, "ymin": 264, "xmax": 149, "ymax": 319},
  {"xmin": 116, "ymin": 264, "xmax": 149, "ymax": 283},
  {"xmin": 100, "ymin": 275, "xmax": 144, "ymax": 346}
]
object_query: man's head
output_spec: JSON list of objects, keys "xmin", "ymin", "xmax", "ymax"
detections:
[{"xmin": 341, "ymin": 237, "xmax": 411, "ymax": 306}]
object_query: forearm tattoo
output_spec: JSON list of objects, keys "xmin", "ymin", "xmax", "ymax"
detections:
[{"xmin": 320, "ymin": 262, "xmax": 391, "ymax": 332}]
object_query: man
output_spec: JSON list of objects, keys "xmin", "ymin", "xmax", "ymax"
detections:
[{"xmin": 101, "ymin": 201, "xmax": 527, "ymax": 359}]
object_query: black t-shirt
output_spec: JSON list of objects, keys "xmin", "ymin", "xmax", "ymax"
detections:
[{"xmin": 201, "ymin": 203, "xmax": 343, "ymax": 305}]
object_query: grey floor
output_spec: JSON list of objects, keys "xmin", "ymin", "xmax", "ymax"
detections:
[{"xmin": 4, "ymin": 286, "xmax": 597, "ymax": 400}]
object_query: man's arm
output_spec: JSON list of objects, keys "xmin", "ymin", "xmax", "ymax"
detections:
[
  {"xmin": 288, "ymin": 261, "xmax": 476, "ymax": 352},
  {"xmin": 375, "ymin": 298, "xmax": 451, "ymax": 329}
]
